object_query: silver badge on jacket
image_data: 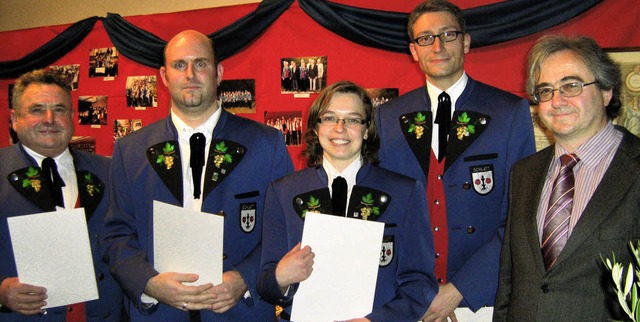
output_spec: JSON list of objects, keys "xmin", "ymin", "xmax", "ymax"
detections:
[{"xmin": 470, "ymin": 164, "xmax": 494, "ymax": 195}]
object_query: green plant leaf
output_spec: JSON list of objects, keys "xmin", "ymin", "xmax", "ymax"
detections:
[
  {"xmin": 457, "ymin": 112, "xmax": 470, "ymax": 123},
  {"xmin": 216, "ymin": 141, "xmax": 228, "ymax": 153}
]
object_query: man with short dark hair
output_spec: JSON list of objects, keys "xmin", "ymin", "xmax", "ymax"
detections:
[{"xmin": 375, "ymin": 1, "xmax": 536, "ymax": 320}]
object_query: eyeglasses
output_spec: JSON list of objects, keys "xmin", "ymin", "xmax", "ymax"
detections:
[
  {"xmin": 413, "ymin": 31, "xmax": 464, "ymax": 47},
  {"xmin": 317, "ymin": 116, "xmax": 367, "ymax": 127},
  {"xmin": 533, "ymin": 81, "xmax": 598, "ymax": 103}
]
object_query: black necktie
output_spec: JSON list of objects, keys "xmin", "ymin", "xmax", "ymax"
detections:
[
  {"xmin": 190, "ymin": 133, "xmax": 206, "ymax": 199},
  {"xmin": 435, "ymin": 92, "xmax": 451, "ymax": 162},
  {"xmin": 42, "ymin": 157, "xmax": 65, "ymax": 207},
  {"xmin": 332, "ymin": 176, "xmax": 347, "ymax": 217}
]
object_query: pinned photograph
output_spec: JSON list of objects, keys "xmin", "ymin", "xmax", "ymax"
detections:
[
  {"xmin": 281, "ymin": 56, "xmax": 326, "ymax": 94},
  {"xmin": 365, "ymin": 88, "xmax": 399, "ymax": 108},
  {"xmin": 89, "ymin": 47, "xmax": 118, "ymax": 78},
  {"xmin": 114, "ymin": 119, "xmax": 143, "ymax": 141},
  {"xmin": 69, "ymin": 136, "xmax": 96, "ymax": 153},
  {"xmin": 219, "ymin": 79, "xmax": 255, "ymax": 114},
  {"xmin": 78, "ymin": 96, "xmax": 108, "ymax": 126},
  {"xmin": 49, "ymin": 64, "xmax": 80, "ymax": 91},
  {"xmin": 265, "ymin": 111, "xmax": 303, "ymax": 146},
  {"xmin": 126, "ymin": 76, "xmax": 158, "ymax": 108}
]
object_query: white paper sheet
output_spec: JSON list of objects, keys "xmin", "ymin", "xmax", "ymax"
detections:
[
  {"xmin": 291, "ymin": 212, "xmax": 384, "ymax": 322},
  {"xmin": 454, "ymin": 306, "xmax": 494, "ymax": 321},
  {"xmin": 153, "ymin": 200, "xmax": 224, "ymax": 286},
  {"xmin": 7, "ymin": 208, "xmax": 98, "ymax": 308}
]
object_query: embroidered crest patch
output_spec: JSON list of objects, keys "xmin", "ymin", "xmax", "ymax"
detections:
[
  {"xmin": 380, "ymin": 235, "xmax": 394, "ymax": 267},
  {"xmin": 240, "ymin": 202, "xmax": 256, "ymax": 233},
  {"xmin": 470, "ymin": 164, "xmax": 494, "ymax": 195}
]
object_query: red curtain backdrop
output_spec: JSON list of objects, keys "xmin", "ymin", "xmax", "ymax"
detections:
[{"xmin": 0, "ymin": 0, "xmax": 638, "ymax": 170}]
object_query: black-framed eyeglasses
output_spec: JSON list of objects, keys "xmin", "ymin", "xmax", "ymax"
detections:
[
  {"xmin": 533, "ymin": 81, "xmax": 598, "ymax": 103},
  {"xmin": 413, "ymin": 31, "xmax": 464, "ymax": 47},
  {"xmin": 317, "ymin": 116, "xmax": 367, "ymax": 127}
]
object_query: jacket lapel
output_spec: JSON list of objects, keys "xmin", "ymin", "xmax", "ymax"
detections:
[
  {"xmin": 75, "ymin": 170, "xmax": 105, "ymax": 220},
  {"xmin": 146, "ymin": 140, "xmax": 183, "ymax": 205},
  {"xmin": 7, "ymin": 165, "xmax": 57, "ymax": 212},
  {"xmin": 399, "ymin": 110, "xmax": 432, "ymax": 178},
  {"xmin": 552, "ymin": 130, "xmax": 640, "ymax": 270},
  {"xmin": 445, "ymin": 110, "xmax": 490, "ymax": 170},
  {"xmin": 202, "ymin": 139, "xmax": 246, "ymax": 198},
  {"xmin": 525, "ymin": 148, "xmax": 555, "ymax": 274}
]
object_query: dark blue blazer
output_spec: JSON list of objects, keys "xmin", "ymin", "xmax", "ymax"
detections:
[
  {"xmin": 375, "ymin": 77, "xmax": 535, "ymax": 310},
  {"xmin": 258, "ymin": 164, "xmax": 438, "ymax": 321},
  {"xmin": 102, "ymin": 111, "xmax": 293, "ymax": 321},
  {"xmin": 0, "ymin": 144, "xmax": 123, "ymax": 321}
]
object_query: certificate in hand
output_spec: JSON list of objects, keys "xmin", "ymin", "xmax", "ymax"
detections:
[
  {"xmin": 7, "ymin": 208, "xmax": 98, "ymax": 308},
  {"xmin": 152, "ymin": 200, "xmax": 224, "ymax": 286},
  {"xmin": 291, "ymin": 212, "xmax": 384, "ymax": 322}
]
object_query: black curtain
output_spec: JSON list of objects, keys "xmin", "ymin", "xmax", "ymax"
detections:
[
  {"xmin": 0, "ymin": 0, "xmax": 603, "ymax": 79},
  {"xmin": 299, "ymin": 0, "xmax": 603, "ymax": 52},
  {"xmin": 0, "ymin": 16, "xmax": 99, "ymax": 78}
]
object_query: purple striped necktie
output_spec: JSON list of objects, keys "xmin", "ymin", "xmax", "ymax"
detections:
[{"xmin": 541, "ymin": 153, "xmax": 579, "ymax": 270}]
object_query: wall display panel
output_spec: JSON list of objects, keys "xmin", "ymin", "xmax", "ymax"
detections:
[{"xmin": 0, "ymin": 0, "xmax": 638, "ymax": 169}]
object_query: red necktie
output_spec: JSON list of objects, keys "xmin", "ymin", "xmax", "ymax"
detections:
[{"xmin": 541, "ymin": 153, "xmax": 579, "ymax": 270}]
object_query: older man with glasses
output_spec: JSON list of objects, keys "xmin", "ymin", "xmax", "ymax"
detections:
[
  {"xmin": 374, "ymin": 0, "xmax": 536, "ymax": 320},
  {"xmin": 494, "ymin": 35, "xmax": 640, "ymax": 321}
]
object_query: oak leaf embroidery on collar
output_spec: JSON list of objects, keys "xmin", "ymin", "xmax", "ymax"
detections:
[
  {"xmin": 22, "ymin": 167, "xmax": 42, "ymax": 192},
  {"xmin": 407, "ymin": 112, "xmax": 428, "ymax": 139}
]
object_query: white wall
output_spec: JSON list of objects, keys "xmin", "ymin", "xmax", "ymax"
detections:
[{"xmin": 0, "ymin": 0, "xmax": 261, "ymax": 32}]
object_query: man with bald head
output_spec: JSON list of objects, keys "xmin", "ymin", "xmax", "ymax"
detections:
[{"xmin": 102, "ymin": 30, "xmax": 293, "ymax": 321}]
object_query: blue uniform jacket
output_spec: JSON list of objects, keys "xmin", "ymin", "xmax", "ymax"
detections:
[
  {"xmin": 258, "ymin": 163, "xmax": 438, "ymax": 321},
  {"xmin": 375, "ymin": 77, "xmax": 535, "ymax": 310},
  {"xmin": 0, "ymin": 144, "xmax": 123, "ymax": 321},
  {"xmin": 101, "ymin": 111, "xmax": 293, "ymax": 321}
]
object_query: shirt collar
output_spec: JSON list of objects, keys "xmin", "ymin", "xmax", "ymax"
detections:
[
  {"xmin": 170, "ymin": 102, "xmax": 222, "ymax": 144},
  {"xmin": 23, "ymin": 145, "xmax": 74, "ymax": 175},
  {"xmin": 553, "ymin": 121, "xmax": 621, "ymax": 170},
  {"xmin": 322, "ymin": 157, "xmax": 362, "ymax": 189},
  {"xmin": 426, "ymin": 72, "xmax": 468, "ymax": 111}
]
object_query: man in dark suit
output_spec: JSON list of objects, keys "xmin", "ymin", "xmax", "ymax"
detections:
[
  {"xmin": 101, "ymin": 30, "xmax": 293, "ymax": 321},
  {"xmin": 0, "ymin": 69, "xmax": 123, "ymax": 321},
  {"xmin": 375, "ymin": 1, "xmax": 535, "ymax": 320},
  {"xmin": 494, "ymin": 35, "xmax": 639, "ymax": 321}
]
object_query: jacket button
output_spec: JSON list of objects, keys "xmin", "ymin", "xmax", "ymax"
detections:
[
  {"xmin": 437, "ymin": 277, "xmax": 443, "ymax": 283},
  {"xmin": 466, "ymin": 226, "xmax": 475, "ymax": 234},
  {"xmin": 435, "ymin": 252, "xmax": 440, "ymax": 258},
  {"xmin": 437, "ymin": 174, "xmax": 443, "ymax": 180},
  {"xmin": 434, "ymin": 226, "xmax": 439, "ymax": 232},
  {"xmin": 462, "ymin": 182, "xmax": 471, "ymax": 190},
  {"xmin": 541, "ymin": 284, "xmax": 549, "ymax": 293},
  {"xmin": 434, "ymin": 199, "xmax": 440, "ymax": 205}
]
